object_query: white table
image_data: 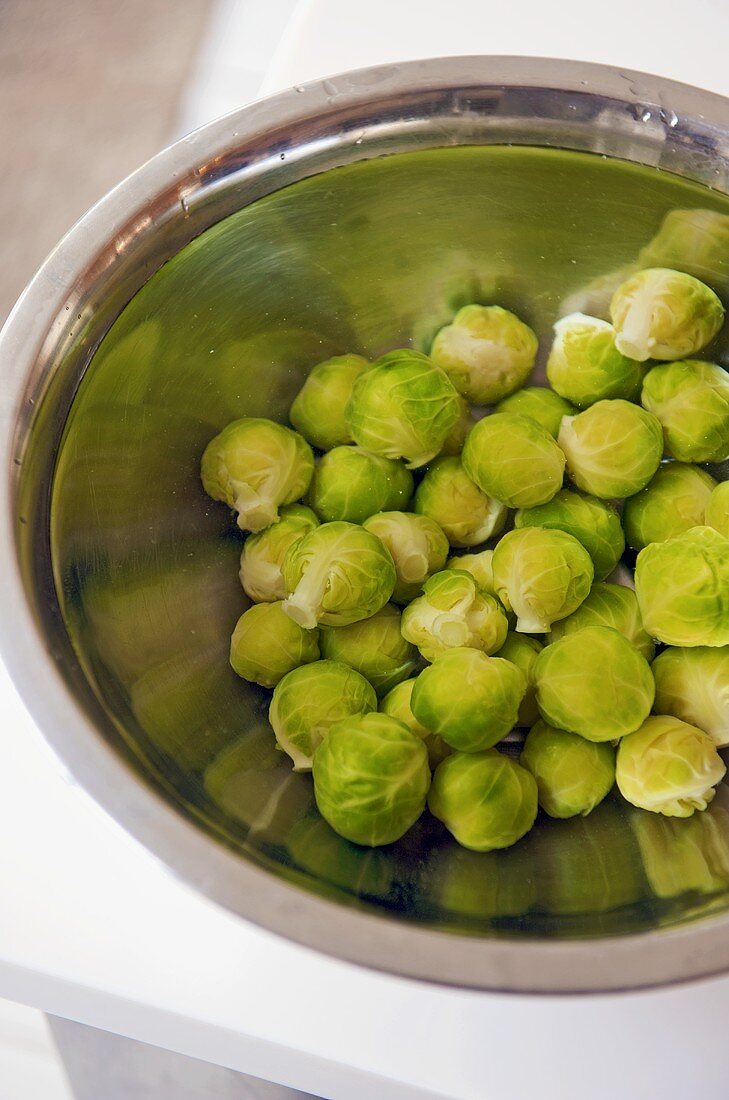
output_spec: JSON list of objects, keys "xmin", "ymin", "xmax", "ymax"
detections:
[{"xmin": 5, "ymin": 1, "xmax": 729, "ymax": 1096}]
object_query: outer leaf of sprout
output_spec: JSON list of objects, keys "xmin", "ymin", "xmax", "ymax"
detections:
[
  {"xmin": 634, "ymin": 526, "xmax": 729, "ymax": 646},
  {"xmin": 616, "ymin": 715, "xmax": 726, "ymax": 817},
  {"xmin": 428, "ymin": 751, "xmax": 538, "ymax": 851},
  {"xmin": 379, "ymin": 678, "xmax": 452, "ymax": 768},
  {"xmin": 289, "ymin": 354, "xmax": 369, "ymax": 450},
  {"xmin": 363, "ymin": 511, "xmax": 449, "ymax": 603},
  {"xmin": 492, "ymin": 527, "xmax": 594, "ymax": 634},
  {"xmin": 201, "ymin": 417, "xmax": 314, "ymax": 532},
  {"xmin": 269, "ymin": 659, "xmax": 377, "ymax": 771},
  {"xmin": 430, "ymin": 304, "xmax": 538, "ymax": 404},
  {"xmin": 308, "ymin": 446, "xmax": 413, "ymax": 524},
  {"xmin": 400, "ymin": 569, "xmax": 509, "ymax": 662},
  {"xmin": 282, "ymin": 521, "xmax": 396, "ymax": 629},
  {"xmin": 319, "ymin": 604, "xmax": 417, "ymax": 697},
  {"xmin": 495, "ymin": 386, "xmax": 576, "ymax": 437},
  {"xmin": 521, "ymin": 719, "xmax": 615, "ymax": 818},
  {"xmin": 652, "ymin": 646, "xmax": 729, "ymax": 747},
  {"xmin": 414, "ymin": 457, "xmax": 509, "ymax": 547},
  {"xmin": 640, "ymin": 359, "xmax": 729, "ymax": 463},
  {"xmin": 534, "ymin": 625, "xmax": 655, "ymax": 742},
  {"xmin": 515, "ymin": 488, "xmax": 624, "ymax": 581},
  {"xmin": 312, "ymin": 713, "xmax": 430, "ymax": 846},
  {"xmin": 558, "ymin": 399, "xmax": 663, "ymax": 499},
  {"xmin": 622, "ymin": 462, "xmax": 717, "ymax": 550},
  {"xmin": 546, "ymin": 313, "xmax": 644, "ymax": 407},
  {"xmin": 239, "ymin": 504, "xmax": 319, "ymax": 602},
  {"xmin": 610, "ymin": 267, "xmax": 724, "ymax": 362},
  {"xmin": 705, "ymin": 481, "xmax": 729, "ymax": 538},
  {"xmin": 437, "ymin": 395, "xmax": 474, "ymax": 456},
  {"xmin": 229, "ymin": 602, "xmax": 320, "ymax": 688},
  {"xmin": 462, "ymin": 413, "xmax": 566, "ymax": 509},
  {"xmin": 446, "ymin": 549, "xmax": 496, "ymax": 596},
  {"xmin": 496, "ymin": 632, "xmax": 543, "ymax": 727},
  {"xmin": 549, "ymin": 582, "xmax": 655, "ymax": 661}
]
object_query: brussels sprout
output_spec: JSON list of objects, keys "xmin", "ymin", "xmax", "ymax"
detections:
[
  {"xmin": 269, "ymin": 659, "xmax": 377, "ymax": 770},
  {"xmin": 282, "ymin": 521, "xmax": 396, "ymax": 629},
  {"xmin": 521, "ymin": 719, "xmax": 615, "ymax": 818},
  {"xmin": 289, "ymin": 353, "xmax": 369, "ymax": 450},
  {"xmin": 426, "ymin": 842, "xmax": 536, "ymax": 920},
  {"xmin": 411, "ymin": 648, "xmax": 525, "ymax": 751},
  {"xmin": 400, "ymin": 570, "xmax": 509, "ymax": 662},
  {"xmin": 319, "ymin": 604, "xmax": 417, "ymax": 697},
  {"xmin": 438, "ymin": 395, "xmax": 474, "ymax": 456},
  {"xmin": 229, "ymin": 602, "xmax": 319, "ymax": 688},
  {"xmin": 631, "ymin": 802, "xmax": 729, "ymax": 900},
  {"xmin": 363, "ymin": 511, "xmax": 449, "ymax": 603},
  {"xmin": 616, "ymin": 715, "xmax": 726, "ymax": 816},
  {"xmin": 312, "ymin": 713, "xmax": 430, "ymax": 846},
  {"xmin": 307, "ymin": 446, "xmax": 413, "ymax": 524},
  {"xmin": 515, "ymin": 489, "xmax": 624, "ymax": 581},
  {"xmin": 345, "ymin": 349, "xmax": 461, "ymax": 468},
  {"xmin": 634, "ymin": 526, "xmax": 729, "ymax": 646},
  {"xmin": 239, "ymin": 504, "xmax": 319, "ymax": 602},
  {"xmin": 622, "ymin": 462, "xmax": 717, "ymax": 550},
  {"xmin": 637, "ymin": 208, "xmax": 729, "ymax": 295},
  {"xmin": 414, "ymin": 457, "xmax": 508, "ymax": 547},
  {"xmin": 491, "ymin": 527, "xmax": 594, "ymax": 634},
  {"xmin": 652, "ymin": 646, "xmax": 729, "ymax": 747},
  {"xmin": 201, "ymin": 417, "xmax": 314, "ymax": 532},
  {"xmin": 549, "ymin": 582, "xmax": 655, "ymax": 661},
  {"xmin": 495, "ymin": 386, "xmax": 576, "ymax": 437},
  {"xmin": 534, "ymin": 625, "xmax": 655, "ymax": 742},
  {"xmin": 204, "ymin": 725, "xmax": 315, "ymax": 841},
  {"xmin": 640, "ymin": 360, "xmax": 729, "ymax": 463},
  {"xmin": 379, "ymin": 678, "xmax": 451, "ymax": 768},
  {"xmin": 558, "ymin": 399, "xmax": 663, "ymax": 499},
  {"xmin": 610, "ymin": 267, "xmax": 724, "ymax": 362},
  {"xmin": 546, "ymin": 313, "xmax": 644, "ymax": 407},
  {"xmin": 287, "ymin": 816, "xmax": 394, "ymax": 899},
  {"xmin": 462, "ymin": 413, "xmax": 566, "ymax": 508},
  {"xmin": 705, "ymin": 481, "xmax": 729, "ymax": 538},
  {"xmin": 496, "ymin": 632, "xmax": 543, "ymax": 727},
  {"xmin": 428, "ymin": 751, "xmax": 537, "ymax": 851},
  {"xmin": 445, "ymin": 549, "xmax": 496, "ymax": 596},
  {"xmin": 429, "ymin": 304, "xmax": 538, "ymax": 404}
]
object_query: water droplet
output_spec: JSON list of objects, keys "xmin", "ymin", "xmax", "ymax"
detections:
[
  {"xmin": 660, "ymin": 107, "xmax": 679, "ymax": 128},
  {"xmin": 12, "ymin": 458, "xmax": 21, "ymax": 467},
  {"xmin": 294, "ymin": 85, "xmax": 305, "ymax": 94},
  {"xmin": 180, "ymin": 196, "xmax": 189, "ymax": 215},
  {"xmin": 630, "ymin": 104, "xmax": 653, "ymax": 123},
  {"xmin": 322, "ymin": 79, "xmax": 338, "ymax": 98},
  {"xmin": 280, "ymin": 152, "xmax": 285, "ymax": 160}
]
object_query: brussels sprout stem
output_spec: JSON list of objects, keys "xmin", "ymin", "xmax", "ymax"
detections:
[
  {"xmin": 282, "ymin": 558, "xmax": 331, "ymax": 629},
  {"xmin": 400, "ymin": 548, "xmax": 430, "ymax": 584},
  {"xmin": 615, "ymin": 297, "xmax": 655, "ymax": 361},
  {"xmin": 234, "ymin": 487, "xmax": 278, "ymax": 533},
  {"xmin": 432, "ymin": 613, "xmax": 470, "ymax": 648}
]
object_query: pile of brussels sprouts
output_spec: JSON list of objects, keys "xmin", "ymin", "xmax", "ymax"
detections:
[{"xmin": 201, "ymin": 266, "xmax": 729, "ymax": 852}]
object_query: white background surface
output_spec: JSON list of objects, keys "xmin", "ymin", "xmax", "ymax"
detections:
[{"xmin": 5, "ymin": 1, "xmax": 729, "ymax": 1097}]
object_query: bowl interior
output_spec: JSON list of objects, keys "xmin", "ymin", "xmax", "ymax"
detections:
[{"xmin": 49, "ymin": 144, "xmax": 729, "ymax": 941}]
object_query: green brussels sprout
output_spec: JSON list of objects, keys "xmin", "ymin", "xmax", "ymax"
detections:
[
  {"xmin": 610, "ymin": 267, "xmax": 724, "ymax": 362},
  {"xmin": 411, "ymin": 648, "xmax": 525, "ymax": 751},
  {"xmin": 445, "ymin": 549, "xmax": 496, "ymax": 596},
  {"xmin": 312, "ymin": 712, "xmax": 430, "ymax": 846},
  {"xmin": 462, "ymin": 413, "xmax": 566, "ymax": 508},
  {"xmin": 515, "ymin": 489, "xmax": 624, "ymax": 581},
  {"xmin": 345, "ymin": 349, "xmax": 461, "ymax": 468},
  {"xmin": 637, "ymin": 208, "xmax": 729, "ymax": 295},
  {"xmin": 229, "ymin": 602, "xmax": 320, "ymax": 688},
  {"xmin": 400, "ymin": 570, "xmax": 509, "ymax": 662},
  {"xmin": 437, "ymin": 395, "xmax": 474, "ymax": 456},
  {"xmin": 429, "ymin": 304, "xmax": 538, "ymax": 404},
  {"xmin": 287, "ymin": 815, "xmax": 394, "ymax": 899},
  {"xmin": 549, "ymin": 582, "xmax": 655, "ymax": 661},
  {"xmin": 521, "ymin": 719, "xmax": 615, "ymax": 818},
  {"xmin": 495, "ymin": 386, "xmax": 576, "ymax": 437},
  {"xmin": 558, "ymin": 399, "xmax": 663, "ymax": 499},
  {"xmin": 631, "ymin": 802, "xmax": 729, "ymax": 900},
  {"xmin": 319, "ymin": 604, "xmax": 417, "ymax": 697},
  {"xmin": 204, "ymin": 725, "xmax": 315, "ymax": 842},
  {"xmin": 616, "ymin": 715, "xmax": 726, "ymax": 816},
  {"xmin": 634, "ymin": 526, "xmax": 729, "ymax": 646},
  {"xmin": 307, "ymin": 446, "xmax": 413, "ymax": 523},
  {"xmin": 239, "ymin": 504, "xmax": 319, "ymax": 602},
  {"xmin": 426, "ymin": 842, "xmax": 536, "ymax": 920},
  {"xmin": 705, "ymin": 481, "xmax": 729, "ymax": 538},
  {"xmin": 652, "ymin": 646, "xmax": 729, "ymax": 747},
  {"xmin": 534, "ymin": 626, "xmax": 655, "ymax": 742},
  {"xmin": 201, "ymin": 417, "xmax": 314, "ymax": 532},
  {"xmin": 269, "ymin": 659, "xmax": 377, "ymax": 770},
  {"xmin": 491, "ymin": 527, "xmax": 594, "ymax": 634},
  {"xmin": 379, "ymin": 678, "xmax": 452, "ymax": 768},
  {"xmin": 622, "ymin": 462, "xmax": 717, "ymax": 550},
  {"xmin": 413, "ymin": 457, "xmax": 508, "ymax": 547},
  {"xmin": 496, "ymin": 632, "xmax": 543, "ymax": 727},
  {"xmin": 282, "ymin": 521, "xmax": 396, "ymax": 629},
  {"xmin": 640, "ymin": 360, "xmax": 729, "ymax": 463},
  {"xmin": 546, "ymin": 313, "xmax": 644, "ymax": 407},
  {"xmin": 289, "ymin": 353, "xmax": 369, "ymax": 450},
  {"xmin": 428, "ymin": 751, "xmax": 537, "ymax": 851},
  {"xmin": 363, "ymin": 511, "xmax": 450, "ymax": 603}
]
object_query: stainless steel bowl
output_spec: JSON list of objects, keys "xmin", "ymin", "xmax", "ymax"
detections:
[{"xmin": 2, "ymin": 56, "xmax": 729, "ymax": 994}]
